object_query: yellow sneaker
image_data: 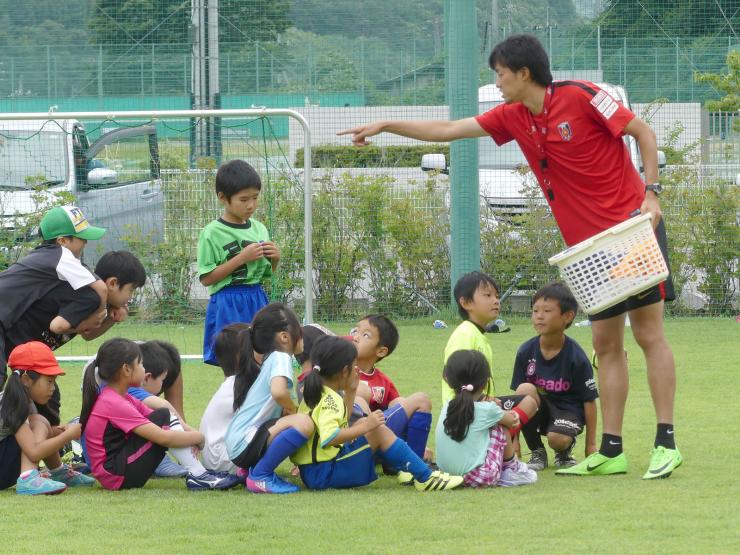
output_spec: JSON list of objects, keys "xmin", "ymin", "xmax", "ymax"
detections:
[{"xmin": 414, "ymin": 470, "xmax": 464, "ymax": 491}]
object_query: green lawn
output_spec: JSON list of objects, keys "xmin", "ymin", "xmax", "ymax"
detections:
[{"xmin": 5, "ymin": 317, "xmax": 739, "ymax": 553}]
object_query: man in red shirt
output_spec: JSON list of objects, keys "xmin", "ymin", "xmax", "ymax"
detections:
[{"xmin": 339, "ymin": 34, "xmax": 680, "ymax": 480}]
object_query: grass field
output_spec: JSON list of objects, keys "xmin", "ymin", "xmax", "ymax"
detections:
[{"xmin": 4, "ymin": 317, "xmax": 740, "ymax": 553}]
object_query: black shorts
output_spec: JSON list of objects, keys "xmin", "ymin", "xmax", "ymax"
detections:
[
  {"xmin": 530, "ymin": 397, "xmax": 584, "ymax": 438},
  {"xmin": 114, "ymin": 407, "xmax": 169, "ymax": 489},
  {"xmin": 496, "ymin": 395, "xmax": 526, "ymax": 411},
  {"xmin": 590, "ymin": 218, "xmax": 675, "ymax": 321},
  {"xmin": 231, "ymin": 418, "xmax": 278, "ymax": 470},
  {"xmin": 0, "ymin": 435, "xmax": 21, "ymax": 490}
]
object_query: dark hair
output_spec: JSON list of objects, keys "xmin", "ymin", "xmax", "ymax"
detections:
[
  {"xmin": 443, "ymin": 350, "xmax": 491, "ymax": 442},
  {"xmin": 139, "ymin": 340, "xmax": 181, "ymax": 392},
  {"xmin": 0, "ymin": 370, "xmax": 44, "ymax": 434},
  {"xmin": 80, "ymin": 338, "xmax": 142, "ymax": 430},
  {"xmin": 216, "ymin": 159, "xmax": 261, "ymax": 200},
  {"xmin": 147, "ymin": 339, "xmax": 182, "ymax": 389},
  {"xmin": 213, "ymin": 323, "xmax": 251, "ymax": 378},
  {"xmin": 533, "ymin": 282, "xmax": 578, "ymax": 328},
  {"xmin": 233, "ymin": 303, "xmax": 302, "ymax": 411},
  {"xmin": 360, "ymin": 314, "xmax": 399, "ymax": 359},
  {"xmin": 302, "ymin": 335, "xmax": 357, "ymax": 409},
  {"xmin": 489, "ymin": 34, "xmax": 553, "ymax": 87},
  {"xmin": 94, "ymin": 251, "xmax": 147, "ymax": 288},
  {"xmin": 295, "ymin": 323, "xmax": 332, "ymax": 365},
  {"xmin": 453, "ymin": 271, "xmax": 500, "ymax": 320}
]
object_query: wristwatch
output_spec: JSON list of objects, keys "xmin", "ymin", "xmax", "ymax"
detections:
[{"xmin": 645, "ymin": 183, "xmax": 663, "ymax": 196}]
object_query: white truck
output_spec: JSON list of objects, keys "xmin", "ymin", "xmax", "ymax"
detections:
[{"xmin": 0, "ymin": 119, "xmax": 162, "ymax": 265}]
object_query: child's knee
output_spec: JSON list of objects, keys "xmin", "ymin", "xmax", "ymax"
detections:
[
  {"xmin": 28, "ymin": 413, "xmax": 51, "ymax": 434},
  {"xmin": 406, "ymin": 392, "xmax": 432, "ymax": 413},
  {"xmin": 547, "ymin": 432, "xmax": 573, "ymax": 452},
  {"xmin": 516, "ymin": 383, "xmax": 540, "ymax": 406},
  {"xmin": 294, "ymin": 413, "xmax": 314, "ymax": 437},
  {"xmin": 356, "ymin": 381, "xmax": 372, "ymax": 403}
]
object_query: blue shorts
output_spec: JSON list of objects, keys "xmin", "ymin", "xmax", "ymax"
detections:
[
  {"xmin": 0, "ymin": 435, "xmax": 21, "ymax": 490},
  {"xmin": 298, "ymin": 437, "xmax": 377, "ymax": 490},
  {"xmin": 383, "ymin": 404, "xmax": 409, "ymax": 439},
  {"xmin": 203, "ymin": 284, "xmax": 269, "ymax": 366}
]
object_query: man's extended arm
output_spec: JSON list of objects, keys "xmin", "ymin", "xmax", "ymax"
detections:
[{"xmin": 338, "ymin": 117, "xmax": 488, "ymax": 146}]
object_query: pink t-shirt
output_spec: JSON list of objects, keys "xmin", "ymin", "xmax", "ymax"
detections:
[{"xmin": 84, "ymin": 387, "xmax": 155, "ymax": 490}]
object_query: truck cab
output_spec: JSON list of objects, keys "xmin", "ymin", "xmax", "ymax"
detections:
[{"xmin": 0, "ymin": 119, "xmax": 162, "ymax": 265}]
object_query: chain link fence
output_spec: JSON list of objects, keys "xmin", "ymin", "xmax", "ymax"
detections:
[{"xmin": 0, "ymin": 2, "xmax": 738, "ymax": 353}]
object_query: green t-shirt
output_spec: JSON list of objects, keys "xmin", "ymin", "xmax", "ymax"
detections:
[
  {"xmin": 291, "ymin": 386, "xmax": 347, "ymax": 466},
  {"xmin": 442, "ymin": 320, "xmax": 496, "ymax": 403},
  {"xmin": 197, "ymin": 218, "xmax": 273, "ymax": 295}
]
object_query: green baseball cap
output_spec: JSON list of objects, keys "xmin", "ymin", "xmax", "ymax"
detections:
[{"xmin": 39, "ymin": 206, "xmax": 106, "ymax": 241}]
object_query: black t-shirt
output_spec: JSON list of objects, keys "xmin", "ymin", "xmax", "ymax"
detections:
[
  {"xmin": 511, "ymin": 336, "xmax": 598, "ymax": 418},
  {"xmin": 3, "ymin": 283, "xmax": 100, "ymax": 355},
  {"xmin": 0, "ymin": 244, "xmax": 96, "ymax": 329}
]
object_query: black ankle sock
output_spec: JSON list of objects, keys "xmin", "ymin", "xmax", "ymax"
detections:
[
  {"xmin": 599, "ymin": 434, "xmax": 623, "ymax": 457},
  {"xmin": 655, "ymin": 423, "xmax": 675, "ymax": 449}
]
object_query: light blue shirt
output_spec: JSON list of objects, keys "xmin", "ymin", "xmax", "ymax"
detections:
[
  {"xmin": 435, "ymin": 401, "xmax": 505, "ymax": 475},
  {"xmin": 225, "ymin": 351, "xmax": 295, "ymax": 460}
]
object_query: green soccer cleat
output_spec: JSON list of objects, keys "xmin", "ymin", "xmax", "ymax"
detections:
[
  {"xmin": 642, "ymin": 446, "xmax": 683, "ymax": 480},
  {"xmin": 555, "ymin": 452, "xmax": 628, "ymax": 476}
]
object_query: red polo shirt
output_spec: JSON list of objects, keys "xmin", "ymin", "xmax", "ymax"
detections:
[{"xmin": 475, "ymin": 81, "xmax": 645, "ymax": 246}]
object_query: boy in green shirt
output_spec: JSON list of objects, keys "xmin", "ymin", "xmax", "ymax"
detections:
[{"xmin": 197, "ymin": 160, "xmax": 281, "ymax": 365}]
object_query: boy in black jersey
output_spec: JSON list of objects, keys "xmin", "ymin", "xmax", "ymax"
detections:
[{"xmin": 510, "ymin": 283, "xmax": 598, "ymax": 470}]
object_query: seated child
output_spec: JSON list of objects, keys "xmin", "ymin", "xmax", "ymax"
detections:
[
  {"xmin": 81, "ymin": 337, "xmax": 240, "ymax": 491},
  {"xmin": 351, "ymin": 314, "xmax": 432, "ymax": 460},
  {"xmin": 443, "ymin": 271, "xmax": 538, "ymax": 438},
  {"xmin": 509, "ymin": 283, "xmax": 598, "ymax": 472},
  {"xmin": 291, "ymin": 335, "xmax": 463, "ymax": 492},
  {"xmin": 436, "ymin": 349, "xmax": 537, "ymax": 487},
  {"xmin": 0, "ymin": 341, "xmax": 95, "ymax": 495},
  {"xmin": 199, "ymin": 323, "xmax": 250, "ymax": 473},
  {"xmin": 80, "ymin": 339, "xmax": 194, "ymax": 477},
  {"xmin": 224, "ymin": 303, "xmax": 314, "ymax": 494}
]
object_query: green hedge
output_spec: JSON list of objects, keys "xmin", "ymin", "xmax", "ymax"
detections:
[{"xmin": 295, "ymin": 144, "xmax": 450, "ymax": 168}]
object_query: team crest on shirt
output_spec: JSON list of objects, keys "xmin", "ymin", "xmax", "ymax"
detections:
[
  {"xmin": 526, "ymin": 360, "xmax": 536, "ymax": 376},
  {"xmin": 371, "ymin": 386, "xmax": 386, "ymax": 405},
  {"xmin": 557, "ymin": 121, "xmax": 573, "ymax": 141}
]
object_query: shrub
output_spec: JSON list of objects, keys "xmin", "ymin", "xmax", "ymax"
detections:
[{"xmin": 295, "ymin": 144, "xmax": 450, "ymax": 168}]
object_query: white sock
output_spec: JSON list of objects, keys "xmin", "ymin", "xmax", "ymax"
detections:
[{"xmin": 167, "ymin": 413, "xmax": 207, "ymax": 476}]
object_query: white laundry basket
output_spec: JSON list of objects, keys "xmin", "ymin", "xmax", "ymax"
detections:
[{"xmin": 548, "ymin": 213, "xmax": 669, "ymax": 315}]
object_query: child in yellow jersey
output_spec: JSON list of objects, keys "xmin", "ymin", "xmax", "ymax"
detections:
[
  {"xmin": 291, "ymin": 336, "xmax": 463, "ymax": 492},
  {"xmin": 444, "ymin": 271, "xmax": 539, "ymax": 438}
]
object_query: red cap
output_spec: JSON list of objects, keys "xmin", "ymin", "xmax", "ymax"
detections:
[{"xmin": 8, "ymin": 341, "xmax": 66, "ymax": 376}]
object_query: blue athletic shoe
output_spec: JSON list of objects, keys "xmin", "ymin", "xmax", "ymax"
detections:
[
  {"xmin": 246, "ymin": 472, "xmax": 300, "ymax": 494},
  {"xmin": 186, "ymin": 470, "xmax": 242, "ymax": 491},
  {"xmin": 154, "ymin": 455, "xmax": 188, "ymax": 478},
  {"xmin": 16, "ymin": 469, "xmax": 67, "ymax": 496},
  {"xmin": 49, "ymin": 465, "xmax": 96, "ymax": 487}
]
